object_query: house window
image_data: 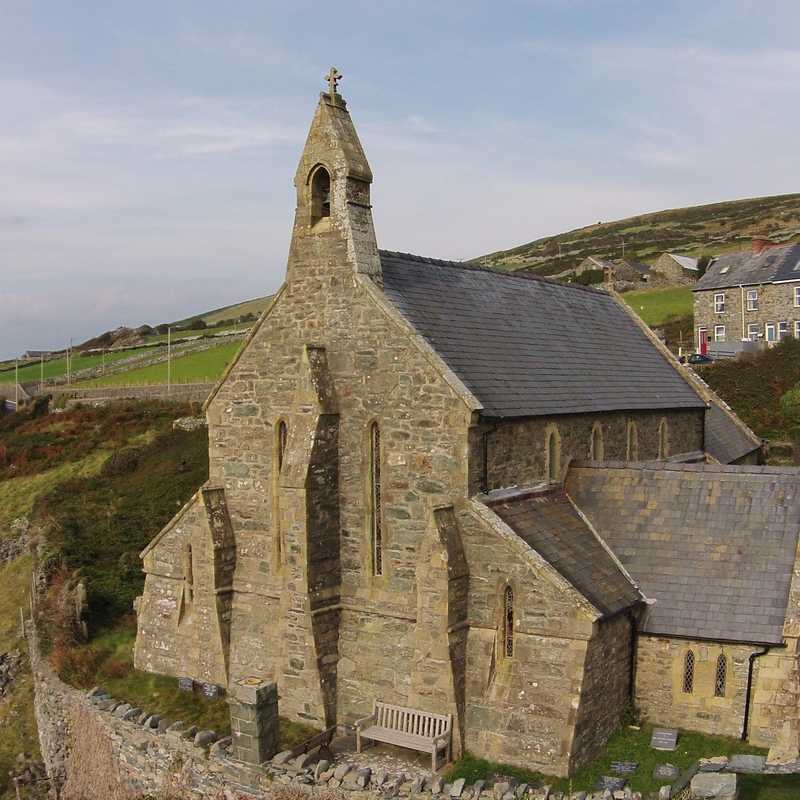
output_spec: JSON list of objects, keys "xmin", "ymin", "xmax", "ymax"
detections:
[
  {"xmin": 714, "ymin": 654, "xmax": 727, "ymax": 698},
  {"xmin": 503, "ymin": 585, "xmax": 514, "ymax": 658},
  {"xmin": 369, "ymin": 422, "xmax": 383, "ymax": 576},
  {"xmin": 714, "ymin": 325, "xmax": 726, "ymax": 342},
  {"xmin": 627, "ymin": 421, "xmax": 639, "ymax": 461},
  {"xmin": 658, "ymin": 419, "xmax": 669, "ymax": 459},
  {"xmin": 779, "ymin": 321, "xmax": 789, "ymax": 340},
  {"xmin": 747, "ymin": 323, "xmax": 760, "ymax": 340},
  {"xmin": 794, "ymin": 286, "xmax": 800, "ymax": 307},
  {"xmin": 714, "ymin": 293, "xmax": 726, "ymax": 313},
  {"xmin": 310, "ymin": 165, "xmax": 331, "ymax": 224},
  {"xmin": 683, "ymin": 650, "xmax": 695, "ymax": 694},
  {"xmin": 590, "ymin": 423, "xmax": 604, "ymax": 461},
  {"xmin": 766, "ymin": 323, "xmax": 777, "ymax": 342},
  {"xmin": 746, "ymin": 289, "xmax": 758, "ymax": 311},
  {"xmin": 546, "ymin": 427, "xmax": 561, "ymax": 481}
]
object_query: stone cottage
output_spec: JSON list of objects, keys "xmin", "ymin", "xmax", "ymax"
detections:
[
  {"xmin": 652, "ymin": 252, "xmax": 699, "ymax": 282},
  {"xmin": 134, "ymin": 79, "xmax": 800, "ymax": 776},
  {"xmin": 693, "ymin": 240, "xmax": 800, "ymax": 351}
]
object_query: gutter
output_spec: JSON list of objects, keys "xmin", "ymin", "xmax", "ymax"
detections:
[{"xmin": 742, "ymin": 645, "xmax": 771, "ymax": 741}]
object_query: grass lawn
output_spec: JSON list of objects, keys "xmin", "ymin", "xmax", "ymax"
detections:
[
  {"xmin": 67, "ymin": 624, "xmax": 317, "ymax": 748},
  {"xmin": 78, "ymin": 340, "xmax": 241, "ymax": 387},
  {"xmin": 740, "ymin": 774, "xmax": 800, "ymax": 799},
  {"xmin": 447, "ymin": 724, "xmax": 767, "ymax": 796},
  {"xmin": 622, "ymin": 287, "xmax": 693, "ymax": 327},
  {"xmin": 0, "ymin": 346, "xmax": 156, "ymax": 385}
]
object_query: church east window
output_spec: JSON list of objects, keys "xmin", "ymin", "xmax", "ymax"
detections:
[
  {"xmin": 503, "ymin": 585, "xmax": 514, "ymax": 658},
  {"xmin": 658, "ymin": 419, "xmax": 669, "ymax": 459},
  {"xmin": 683, "ymin": 650, "xmax": 695, "ymax": 694},
  {"xmin": 369, "ymin": 422, "xmax": 383, "ymax": 576},
  {"xmin": 546, "ymin": 427, "xmax": 560, "ymax": 482},
  {"xmin": 311, "ymin": 166, "xmax": 331, "ymax": 224},
  {"xmin": 590, "ymin": 423, "xmax": 604, "ymax": 461},
  {"xmin": 714, "ymin": 654, "xmax": 727, "ymax": 697},
  {"xmin": 627, "ymin": 421, "xmax": 639, "ymax": 461}
]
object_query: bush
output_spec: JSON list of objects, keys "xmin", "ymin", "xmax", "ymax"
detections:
[{"xmin": 780, "ymin": 385, "xmax": 800, "ymax": 434}]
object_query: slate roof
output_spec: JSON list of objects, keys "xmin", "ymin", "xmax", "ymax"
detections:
[
  {"xmin": 665, "ymin": 254, "xmax": 698, "ymax": 272},
  {"xmin": 694, "ymin": 244, "xmax": 800, "ymax": 291},
  {"xmin": 705, "ymin": 404, "xmax": 761, "ymax": 464},
  {"xmin": 379, "ymin": 251, "xmax": 706, "ymax": 418},
  {"xmin": 566, "ymin": 462, "xmax": 800, "ymax": 644},
  {"xmin": 623, "ymin": 260, "xmax": 652, "ymax": 275},
  {"xmin": 486, "ymin": 486, "xmax": 641, "ymax": 617}
]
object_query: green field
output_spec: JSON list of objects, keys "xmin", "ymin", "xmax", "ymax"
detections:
[
  {"xmin": 79, "ymin": 340, "xmax": 241, "ymax": 387},
  {"xmin": 622, "ymin": 286, "xmax": 693, "ymax": 326},
  {"xmin": 0, "ymin": 346, "xmax": 158, "ymax": 385}
]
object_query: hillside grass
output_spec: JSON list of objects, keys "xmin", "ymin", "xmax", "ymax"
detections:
[
  {"xmin": 0, "ymin": 347, "xmax": 154, "ymax": 385},
  {"xmin": 78, "ymin": 340, "xmax": 241, "ymax": 388},
  {"xmin": 698, "ymin": 338, "xmax": 800, "ymax": 440},
  {"xmin": 622, "ymin": 287, "xmax": 693, "ymax": 326},
  {"xmin": 447, "ymin": 725, "xmax": 770, "ymax": 796},
  {"xmin": 479, "ymin": 192, "xmax": 800, "ymax": 275},
  {"xmin": 174, "ymin": 294, "xmax": 273, "ymax": 327}
]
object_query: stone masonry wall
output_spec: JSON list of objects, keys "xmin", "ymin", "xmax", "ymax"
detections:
[
  {"xmin": 694, "ymin": 281, "xmax": 800, "ymax": 348},
  {"xmin": 48, "ymin": 382, "xmax": 213, "ymax": 405},
  {"xmin": 634, "ymin": 635, "xmax": 757, "ymax": 739},
  {"xmin": 469, "ymin": 409, "xmax": 704, "ymax": 494},
  {"xmin": 570, "ymin": 614, "xmax": 634, "ymax": 772},
  {"xmin": 457, "ymin": 501, "xmax": 600, "ymax": 777}
]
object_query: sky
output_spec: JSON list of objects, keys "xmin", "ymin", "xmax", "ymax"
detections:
[{"xmin": 1, "ymin": 1, "xmax": 799, "ymax": 359}]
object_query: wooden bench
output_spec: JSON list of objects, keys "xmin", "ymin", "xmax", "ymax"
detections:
[{"xmin": 355, "ymin": 701, "xmax": 452, "ymax": 771}]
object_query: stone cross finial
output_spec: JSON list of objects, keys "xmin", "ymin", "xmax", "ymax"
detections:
[{"xmin": 325, "ymin": 67, "xmax": 342, "ymax": 98}]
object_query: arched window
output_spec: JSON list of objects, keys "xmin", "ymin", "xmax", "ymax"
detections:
[
  {"xmin": 683, "ymin": 650, "xmax": 695, "ymax": 694},
  {"xmin": 714, "ymin": 654, "xmax": 727, "ymax": 697},
  {"xmin": 547, "ymin": 427, "xmax": 560, "ymax": 482},
  {"xmin": 369, "ymin": 422, "xmax": 383, "ymax": 576},
  {"xmin": 503, "ymin": 585, "xmax": 514, "ymax": 658},
  {"xmin": 274, "ymin": 420, "xmax": 288, "ymax": 564},
  {"xmin": 311, "ymin": 166, "xmax": 331, "ymax": 223},
  {"xmin": 590, "ymin": 423, "xmax": 604, "ymax": 461},
  {"xmin": 627, "ymin": 421, "xmax": 639, "ymax": 461},
  {"xmin": 277, "ymin": 420, "xmax": 288, "ymax": 472},
  {"xmin": 658, "ymin": 418, "xmax": 669, "ymax": 459}
]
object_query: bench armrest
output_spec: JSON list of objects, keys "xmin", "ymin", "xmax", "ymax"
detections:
[
  {"xmin": 433, "ymin": 731, "xmax": 451, "ymax": 746},
  {"xmin": 355, "ymin": 713, "xmax": 376, "ymax": 730}
]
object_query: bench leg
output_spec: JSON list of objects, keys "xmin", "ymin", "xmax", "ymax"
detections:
[{"xmin": 356, "ymin": 730, "xmax": 362, "ymax": 754}]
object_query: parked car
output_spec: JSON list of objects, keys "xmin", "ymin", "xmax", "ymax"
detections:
[{"xmin": 687, "ymin": 353, "xmax": 714, "ymax": 365}]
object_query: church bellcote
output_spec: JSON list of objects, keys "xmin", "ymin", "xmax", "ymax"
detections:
[{"xmin": 288, "ymin": 68, "xmax": 382, "ymax": 284}]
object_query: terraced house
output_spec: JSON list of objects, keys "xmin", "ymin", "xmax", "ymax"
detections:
[
  {"xmin": 134, "ymin": 79, "xmax": 800, "ymax": 778},
  {"xmin": 694, "ymin": 240, "xmax": 800, "ymax": 351}
]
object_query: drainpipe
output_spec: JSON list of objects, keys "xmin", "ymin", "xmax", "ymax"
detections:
[
  {"xmin": 741, "ymin": 645, "xmax": 770, "ymax": 741},
  {"xmin": 740, "ymin": 285, "xmax": 745, "ymax": 342}
]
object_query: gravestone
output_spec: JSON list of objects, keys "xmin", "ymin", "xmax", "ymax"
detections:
[
  {"xmin": 178, "ymin": 677, "xmax": 194, "ymax": 693},
  {"xmin": 651, "ymin": 728, "xmax": 678, "ymax": 751},
  {"xmin": 653, "ymin": 763, "xmax": 680, "ymax": 781},
  {"xmin": 610, "ymin": 761, "xmax": 638, "ymax": 775}
]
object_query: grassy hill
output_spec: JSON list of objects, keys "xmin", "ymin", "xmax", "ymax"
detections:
[
  {"xmin": 171, "ymin": 294, "xmax": 273, "ymax": 327},
  {"xmin": 479, "ymin": 193, "xmax": 800, "ymax": 276}
]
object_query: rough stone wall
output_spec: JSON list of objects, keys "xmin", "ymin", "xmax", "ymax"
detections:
[
  {"xmin": 469, "ymin": 409, "xmax": 704, "ymax": 494},
  {"xmin": 634, "ymin": 634, "xmax": 757, "ymax": 739},
  {"xmin": 457, "ymin": 501, "xmax": 602, "ymax": 777},
  {"xmin": 652, "ymin": 254, "xmax": 687, "ymax": 282},
  {"xmin": 693, "ymin": 281, "xmax": 800, "ymax": 347},
  {"xmin": 48, "ymin": 382, "xmax": 213, "ymax": 405},
  {"xmin": 570, "ymin": 614, "xmax": 634, "ymax": 772}
]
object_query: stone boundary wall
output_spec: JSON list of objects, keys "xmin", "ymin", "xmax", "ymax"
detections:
[{"xmin": 47, "ymin": 382, "xmax": 214, "ymax": 405}]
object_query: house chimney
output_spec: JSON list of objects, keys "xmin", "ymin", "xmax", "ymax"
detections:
[{"xmin": 752, "ymin": 238, "xmax": 780, "ymax": 255}]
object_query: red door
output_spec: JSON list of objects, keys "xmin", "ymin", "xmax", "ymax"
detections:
[{"xmin": 699, "ymin": 329, "xmax": 708, "ymax": 355}]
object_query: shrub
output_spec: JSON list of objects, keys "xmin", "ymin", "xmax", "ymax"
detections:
[{"xmin": 780, "ymin": 385, "xmax": 800, "ymax": 435}]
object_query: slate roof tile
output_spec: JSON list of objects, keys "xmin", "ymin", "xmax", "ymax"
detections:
[
  {"xmin": 485, "ymin": 486, "xmax": 641, "ymax": 617},
  {"xmin": 379, "ymin": 251, "xmax": 706, "ymax": 418},
  {"xmin": 694, "ymin": 244, "xmax": 800, "ymax": 291},
  {"xmin": 705, "ymin": 404, "xmax": 762, "ymax": 464},
  {"xmin": 566, "ymin": 462, "xmax": 800, "ymax": 644}
]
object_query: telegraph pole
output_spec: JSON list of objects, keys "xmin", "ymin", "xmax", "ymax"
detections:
[
  {"xmin": 40, "ymin": 353, "xmax": 43, "ymax": 393},
  {"xmin": 15, "ymin": 360, "xmax": 18, "ymax": 409},
  {"xmin": 167, "ymin": 326, "xmax": 172, "ymax": 395}
]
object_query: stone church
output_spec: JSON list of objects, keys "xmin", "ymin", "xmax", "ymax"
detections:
[{"xmin": 134, "ymin": 77, "xmax": 800, "ymax": 776}]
